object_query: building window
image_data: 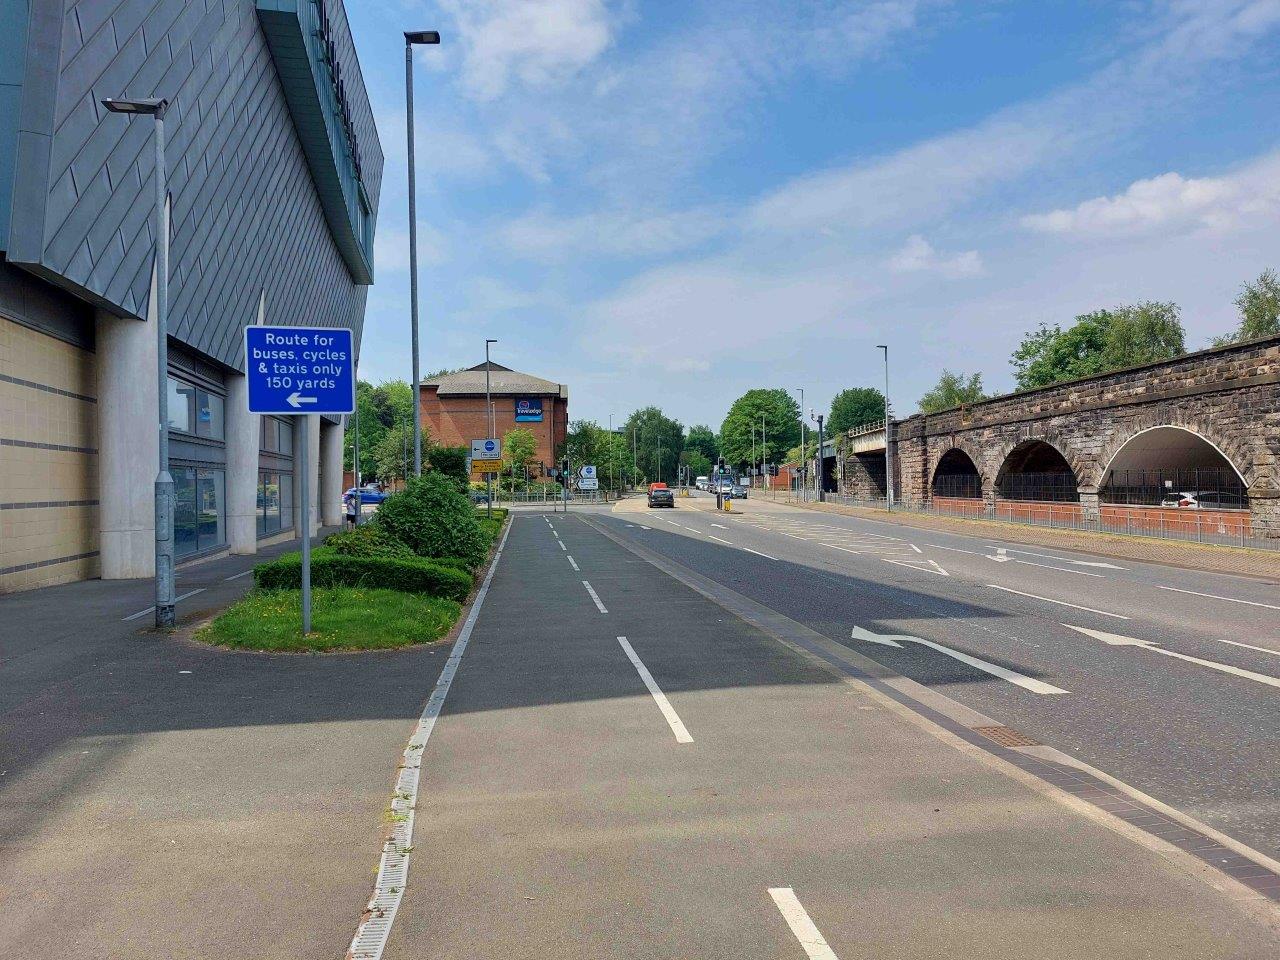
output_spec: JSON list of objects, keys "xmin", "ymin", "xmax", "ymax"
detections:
[
  {"xmin": 260, "ymin": 416, "xmax": 294, "ymax": 454},
  {"xmin": 168, "ymin": 375, "xmax": 224, "ymax": 440},
  {"xmin": 174, "ymin": 466, "xmax": 226, "ymax": 558},
  {"xmin": 257, "ymin": 470, "xmax": 295, "ymax": 536}
]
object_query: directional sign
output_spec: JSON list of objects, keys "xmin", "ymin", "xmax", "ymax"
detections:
[
  {"xmin": 577, "ymin": 478, "xmax": 599, "ymax": 490},
  {"xmin": 579, "ymin": 465, "xmax": 597, "ymax": 479},
  {"xmin": 244, "ymin": 326, "xmax": 355, "ymax": 414},
  {"xmin": 471, "ymin": 438, "xmax": 501, "ymax": 460},
  {"xmin": 471, "ymin": 458, "xmax": 503, "ymax": 473}
]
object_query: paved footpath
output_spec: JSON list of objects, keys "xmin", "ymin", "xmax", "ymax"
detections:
[{"xmin": 379, "ymin": 511, "xmax": 1279, "ymax": 959}]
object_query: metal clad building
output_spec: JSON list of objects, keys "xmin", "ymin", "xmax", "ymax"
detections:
[{"xmin": 0, "ymin": 0, "xmax": 382, "ymax": 591}]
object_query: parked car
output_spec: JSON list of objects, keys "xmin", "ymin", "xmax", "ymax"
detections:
[
  {"xmin": 730, "ymin": 484, "xmax": 748, "ymax": 499},
  {"xmin": 648, "ymin": 483, "xmax": 674, "ymax": 508},
  {"xmin": 344, "ymin": 484, "xmax": 389, "ymax": 505},
  {"xmin": 695, "ymin": 476, "xmax": 709, "ymax": 491},
  {"xmin": 1160, "ymin": 491, "xmax": 1232, "ymax": 509},
  {"xmin": 470, "ymin": 490, "xmax": 490, "ymax": 505}
]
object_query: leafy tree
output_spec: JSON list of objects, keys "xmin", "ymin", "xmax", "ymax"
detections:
[
  {"xmin": 918, "ymin": 371, "xmax": 987, "ymax": 414},
  {"xmin": 719, "ymin": 389, "xmax": 800, "ymax": 469},
  {"xmin": 679, "ymin": 450, "xmax": 712, "ymax": 480},
  {"xmin": 623, "ymin": 407, "xmax": 684, "ymax": 484},
  {"xmin": 344, "ymin": 382, "xmax": 385, "ymax": 480},
  {"xmin": 425, "ymin": 445, "xmax": 469, "ymax": 491},
  {"xmin": 1215, "ymin": 269, "xmax": 1280, "ymax": 345},
  {"xmin": 684, "ymin": 424, "xmax": 719, "ymax": 462},
  {"xmin": 502, "ymin": 427, "xmax": 538, "ymax": 492},
  {"xmin": 562, "ymin": 421, "xmax": 634, "ymax": 491},
  {"xmin": 1012, "ymin": 302, "xmax": 1185, "ymax": 390},
  {"xmin": 373, "ymin": 472, "xmax": 488, "ymax": 567},
  {"xmin": 828, "ymin": 387, "xmax": 885, "ymax": 435},
  {"xmin": 373, "ymin": 421, "xmax": 414, "ymax": 486},
  {"xmin": 369, "ymin": 379, "xmax": 415, "ymax": 428}
]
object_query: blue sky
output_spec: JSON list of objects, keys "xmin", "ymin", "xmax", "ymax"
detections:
[{"xmin": 345, "ymin": 0, "xmax": 1280, "ymax": 430}]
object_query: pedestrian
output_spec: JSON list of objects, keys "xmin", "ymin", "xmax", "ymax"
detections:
[{"xmin": 344, "ymin": 491, "xmax": 358, "ymax": 529}]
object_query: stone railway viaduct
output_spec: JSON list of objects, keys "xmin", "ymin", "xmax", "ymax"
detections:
[{"xmin": 835, "ymin": 335, "xmax": 1280, "ymax": 534}]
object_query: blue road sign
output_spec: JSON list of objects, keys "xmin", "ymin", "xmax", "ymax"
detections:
[{"xmin": 244, "ymin": 326, "xmax": 356, "ymax": 415}]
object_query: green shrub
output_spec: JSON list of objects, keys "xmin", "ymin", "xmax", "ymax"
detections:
[
  {"xmin": 426, "ymin": 445, "xmax": 470, "ymax": 490},
  {"xmin": 373, "ymin": 472, "xmax": 488, "ymax": 567},
  {"xmin": 324, "ymin": 524, "xmax": 415, "ymax": 559},
  {"xmin": 253, "ymin": 551, "xmax": 472, "ymax": 601}
]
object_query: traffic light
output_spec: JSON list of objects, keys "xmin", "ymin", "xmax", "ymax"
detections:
[{"xmin": 561, "ymin": 457, "xmax": 570, "ymax": 476}]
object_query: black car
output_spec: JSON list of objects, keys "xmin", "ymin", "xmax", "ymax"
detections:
[{"xmin": 647, "ymin": 486, "xmax": 675, "ymax": 508}]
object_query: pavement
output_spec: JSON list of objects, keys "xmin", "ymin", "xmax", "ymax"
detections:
[{"xmin": 4, "ymin": 501, "xmax": 1279, "ymax": 958}]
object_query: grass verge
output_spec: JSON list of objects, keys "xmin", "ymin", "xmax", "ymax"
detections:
[{"xmin": 198, "ymin": 587, "xmax": 462, "ymax": 652}]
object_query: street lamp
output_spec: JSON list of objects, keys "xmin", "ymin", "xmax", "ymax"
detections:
[
  {"xmin": 102, "ymin": 95, "xmax": 174, "ymax": 628},
  {"xmin": 404, "ymin": 29, "xmax": 441, "ymax": 477},
  {"xmin": 608, "ymin": 413, "xmax": 615, "ymax": 496},
  {"xmin": 795, "ymin": 387, "xmax": 806, "ymax": 501},
  {"xmin": 484, "ymin": 338, "xmax": 497, "ymax": 517},
  {"xmin": 878, "ymin": 344, "xmax": 893, "ymax": 511}
]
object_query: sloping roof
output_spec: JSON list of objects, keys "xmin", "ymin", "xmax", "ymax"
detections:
[{"xmin": 422, "ymin": 362, "xmax": 568, "ymax": 398}]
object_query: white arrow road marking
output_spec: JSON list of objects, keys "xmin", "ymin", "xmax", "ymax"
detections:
[
  {"xmin": 1061, "ymin": 625, "xmax": 1280, "ymax": 691},
  {"xmin": 992, "ymin": 547, "xmax": 1011, "ymax": 562},
  {"xmin": 285, "ymin": 391, "xmax": 318, "ymax": 408},
  {"xmin": 769, "ymin": 888, "xmax": 840, "ymax": 960},
  {"xmin": 988, "ymin": 584, "xmax": 1130, "ymax": 619},
  {"xmin": 1157, "ymin": 585, "xmax": 1280, "ymax": 611},
  {"xmin": 882, "ymin": 557, "xmax": 949, "ymax": 577},
  {"xmin": 986, "ymin": 546, "xmax": 1123, "ymax": 569},
  {"xmin": 852, "ymin": 626, "xmax": 1067, "ymax": 694},
  {"xmin": 617, "ymin": 636, "xmax": 693, "ymax": 743}
]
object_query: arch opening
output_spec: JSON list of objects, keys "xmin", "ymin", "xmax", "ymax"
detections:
[
  {"xmin": 996, "ymin": 440, "xmax": 1079, "ymax": 502},
  {"xmin": 1100, "ymin": 426, "xmax": 1247, "ymax": 509},
  {"xmin": 932, "ymin": 448, "xmax": 981, "ymax": 499}
]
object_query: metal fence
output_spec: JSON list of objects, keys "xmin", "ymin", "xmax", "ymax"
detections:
[
  {"xmin": 1101, "ymin": 467, "xmax": 1247, "ymax": 508},
  {"xmin": 757, "ymin": 488, "xmax": 1278, "ymax": 551}
]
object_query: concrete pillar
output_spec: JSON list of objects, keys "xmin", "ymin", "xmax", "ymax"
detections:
[
  {"xmin": 1078, "ymin": 486, "xmax": 1101, "ymax": 526},
  {"xmin": 225, "ymin": 374, "xmax": 259, "ymax": 554},
  {"xmin": 320, "ymin": 418, "xmax": 344, "ymax": 527},
  {"xmin": 96, "ymin": 306, "xmax": 159, "ymax": 579},
  {"xmin": 1248, "ymin": 489, "xmax": 1280, "ymax": 538}
]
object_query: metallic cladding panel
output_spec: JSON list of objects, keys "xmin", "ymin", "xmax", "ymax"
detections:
[{"xmin": 4, "ymin": 0, "xmax": 383, "ymax": 373}]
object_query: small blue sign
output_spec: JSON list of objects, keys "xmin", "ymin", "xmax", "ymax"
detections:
[
  {"xmin": 514, "ymin": 396, "xmax": 543, "ymax": 422},
  {"xmin": 244, "ymin": 326, "xmax": 356, "ymax": 415}
]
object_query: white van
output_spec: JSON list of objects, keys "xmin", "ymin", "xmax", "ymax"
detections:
[{"xmin": 695, "ymin": 476, "xmax": 709, "ymax": 491}]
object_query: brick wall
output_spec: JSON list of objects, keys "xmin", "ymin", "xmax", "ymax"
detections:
[{"xmin": 421, "ymin": 387, "xmax": 568, "ymax": 471}]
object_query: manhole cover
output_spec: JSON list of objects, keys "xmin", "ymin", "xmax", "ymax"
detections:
[{"xmin": 973, "ymin": 725, "xmax": 1041, "ymax": 748}]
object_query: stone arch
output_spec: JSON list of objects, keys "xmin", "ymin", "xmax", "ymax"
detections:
[
  {"xmin": 994, "ymin": 437, "xmax": 1081, "ymax": 502},
  {"xmin": 1098, "ymin": 424, "xmax": 1251, "ymax": 509},
  {"xmin": 931, "ymin": 447, "xmax": 983, "ymax": 499},
  {"xmin": 989, "ymin": 431, "xmax": 1090, "ymax": 492},
  {"xmin": 1095, "ymin": 418, "xmax": 1255, "ymax": 492}
]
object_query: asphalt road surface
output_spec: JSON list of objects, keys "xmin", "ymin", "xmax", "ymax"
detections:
[
  {"xmin": 604, "ymin": 492, "xmax": 1280, "ymax": 862},
  {"xmin": 375, "ymin": 508, "xmax": 1278, "ymax": 959}
]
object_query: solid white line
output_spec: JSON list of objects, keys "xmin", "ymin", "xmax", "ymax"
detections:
[
  {"xmin": 909, "ymin": 543, "xmax": 922, "ymax": 553},
  {"xmin": 347, "ymin": 518, "xmax": 512, "ymax": 960},
  {"xmin": 988, "ymin": 584, "xmax": 1130, "ymax": 619},
  {"xmin": 883, "ymin": 558, "xmax": 950, "ymax": 577},
  {"xmin": 821, "ymin": 543, "xmax": 864, "ymax": 555},
  {"xmin": 708, "ymin": 535, "xmax": 734, "ymax": 545},
  {"xmin": 882, "ymin": 631, "xmax": 1067, "ymax": 695},
  {"xmin": 744, "ymin": 547, "xmax": 778, "ymax": 560},
  {"xmin": 1152, "ymin": 647, "xmax": 1280, "ymax": 689},
  {"xmin": 1157, "ymin": 585, "xmax": 1280, "ymax": 611},
  {"xmin": 616, "ymin": 636, "xmax": 693, "ymax": 743},
  {"xmin": 582, "ymin": 580, "xmax": 608, "ymax": 613},
  {"xmin": 681, "ymin": 525, "xmax": 702, "ymax": 533},
  {"xmin": 1006, "ymin": 557, "xmax": 1106, "ymax": 577},
  {"xmin": 930, "ymin": 543, "xmax": 981, "ymax": 556},
  {"xmin": 768, "ymin": 888, "xmax": 839, "ymax": 960},
  {"xmin": 567, "ymin": 556, "xmax": 579, "ymax": 571},
  {"xmin": 557, "ymin": 540, "xmax": 566, "ymax": 551},
  {"xmin": 122, "ymin": 588, "xmax": 206, "ymax": 621},
  {"xmin": 223, "ymin": 569, "xmax": 254, "ymax": 581},
  {"xmin": 711, "ymin": 523, "xmax": 728, "ymax": 529}
]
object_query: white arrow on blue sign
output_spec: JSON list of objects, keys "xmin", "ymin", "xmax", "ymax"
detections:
[{"xmin": 244, "ymin": 326, "xmax": 356, "ymax": 415}]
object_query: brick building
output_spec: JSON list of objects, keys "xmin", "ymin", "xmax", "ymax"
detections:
[{"xmin": 420, "ymin": 363, "xmax": 569, "ymax": 473}]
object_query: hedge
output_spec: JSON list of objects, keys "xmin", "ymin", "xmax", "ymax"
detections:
[{"xmin": 253, "ymin": 551, "xmax": 472, "ymax": 601}]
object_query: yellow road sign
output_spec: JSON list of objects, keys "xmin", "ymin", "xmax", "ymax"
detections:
[{"xmin": 471, "ymin": 458, "xmax": 503, "ymax": 472}]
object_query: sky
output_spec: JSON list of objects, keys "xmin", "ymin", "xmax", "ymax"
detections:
[{"xmin": 344, "ymin": 0, "xmax": 1280, "ymax": 431}]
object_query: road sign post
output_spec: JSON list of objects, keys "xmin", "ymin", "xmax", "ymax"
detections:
[{"xmin": 245, "ymin": 327, "xmax": 356, "ymax": 636}]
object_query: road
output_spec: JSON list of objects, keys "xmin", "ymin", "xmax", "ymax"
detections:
[
  {"xmin": 368, "ymin": 508, "xmax": 1277, "ymax": 959},
  {"xmin": 604, "ymin": 491, "xmax": 1280, "ymax": 862}
]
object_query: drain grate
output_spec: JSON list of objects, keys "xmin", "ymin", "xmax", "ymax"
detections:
[{"xmin": 974, "ymin": 725, "xmax": 1041, "ymax": 748}]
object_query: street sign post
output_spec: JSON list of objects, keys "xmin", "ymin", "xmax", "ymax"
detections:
[
  {"xmin": 579, "ymin": 465, "xmax": 597, "ymax": 479},
  {"xmin": 244, "ymin": 326, "xmax": 355, "ymax": 636},
  {"xmin": 577, "ymin": 478, "xmax": 599, "ymax": 490}
]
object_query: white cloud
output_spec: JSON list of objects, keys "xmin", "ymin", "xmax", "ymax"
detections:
[
  {"xmin": 1021, "ymin": 152, "xmax": 1280, "ymax": 237},
  {"xmin": 374, "ymin": 226, "xmax": 447, "ymax": 275},
  {"xmin": 886, "ymin": 234, "xmax": 984, "ymax": 278},
  {"xmin": 438, "ymin": 0, "xmax": 618, "ymax": 100},
  {"xmin": 499, "ymin": 207, "xmax": 727, "ymax": 262}
]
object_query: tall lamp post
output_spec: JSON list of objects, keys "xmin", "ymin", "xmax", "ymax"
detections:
[
  {"xmin": 404, "ymin": 30, "xmax": 441, "ymax": 477},
  {"xmin": 878, "ymin": 344, "xmax": 893, "ymax": 511},
  {"xmin": 760, "ymin": 412, "xmax": 766, "ymax": 491},
  {"xmin": 795, "ymin": 388, "xmax": 806, "ymax": 501},
  {"xmin": 102, "ymin": 96, "xmax": 173, "ymax": 628},
  {"xmin": 608, "ymin": 413, "xmax": 615, "ymax": 497},
  {"xmin": 484, "ymin": 338, "xmax": 497, "ymax": 517}
]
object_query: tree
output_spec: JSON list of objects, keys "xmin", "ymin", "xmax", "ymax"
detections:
[
  {"xmin": 828, "ymin": 387, "xmax": 886, "ymax": 435},
  {"xmin": 561, "ymin": 420, "xmax": 633, "ymax": 492},
  {"xmin": 1011, "ymin": 302, "xmax": 1185, "ymax": 390},
  {"xmin": 425, "ymin": 445, "xmax": 469, "ymax": 491},
  {"xmin": 918, "ymin": 371, "xmax": 987, "ymax": 414},
  {"xmin": 679, "ymin": 449, "xmax": 712, "ymax": 480},
  {"xmin": 344, "ymin": 382, "xmax": 385, "ymax": 480},
  {"xmin": 684, "ymin": 425, "xmax": 719, "ymax": 462},
  {"xmin": 622, "ymin": 407, "xmax": 684, "ymax": 485},
  {"xmin": 1215, "ymin": 269, "xmax": 1280, "ymax": 345},
  {"xmin": 372, "ymin": 421, "xmax": 413, "ymax": 486},
  {"xmin": 719, "ymin": 388, "xmax": 800, "ymax": 469},
  {"xmin": 502, "ymin": 427, "xmax": 538, "ymax": 492},
  {"xmin": 369, "ymin": 379, "xmax": 414, "ymax": 428}
]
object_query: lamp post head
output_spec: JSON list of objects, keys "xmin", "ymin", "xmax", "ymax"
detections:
[
  {"xmin": 405, "ymin": 30, "xmax": 441, "ymax": 44},
  {"xmin": 102, "ymin": 96, "xmax": 168, "ymax": 118}
]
